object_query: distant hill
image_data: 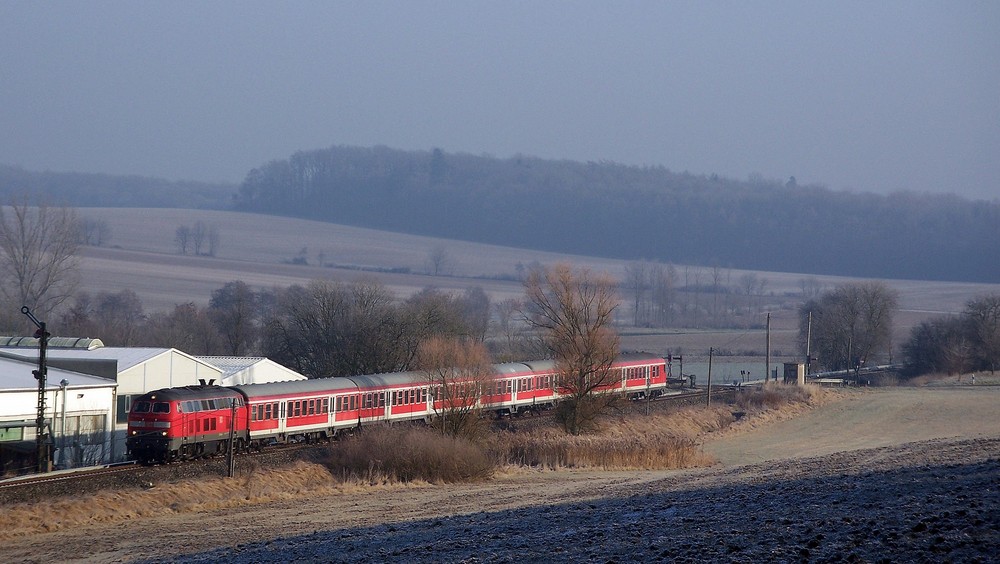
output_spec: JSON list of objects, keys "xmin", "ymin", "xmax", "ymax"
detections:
[
  {"xmin": 4, "ymin": 147, "xmax": 998, "ymax": 283},
  {"xmin": 234, "ymin": 146, "xmax": 1000, "ymax": 283},
  {"xmin": 0, "ymin": 164, "xmax": 234, "ymax": 209}
]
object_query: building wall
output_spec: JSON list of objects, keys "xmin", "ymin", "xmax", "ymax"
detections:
[
  {"xmin": 118, "ymin": 352, "xmax": 223, "ymax": 395},
  {"xmin": 0, "ymin": 386, "xmax": 114, "ymax": 471}
]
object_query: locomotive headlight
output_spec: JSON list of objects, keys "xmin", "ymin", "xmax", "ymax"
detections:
[{"xmin": 161, "ymin": 431, "xmax": 168, "ymax": 436}]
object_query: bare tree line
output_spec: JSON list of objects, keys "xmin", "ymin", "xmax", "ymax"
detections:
[
  {"xmin": 175, "ymin": 221, "xmax": 220, "ymax": 256},
  {"xmin": 622, "ymin": 261, "xmax": 794, "ymax": 329}
]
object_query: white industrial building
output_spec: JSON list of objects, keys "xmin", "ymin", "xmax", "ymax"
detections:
[
  {"xmin": 197, "ymin": 356, "xmax": 307, "ymax": 386},
  {"xmin": 0, "ymin": 354, "xmax": 116, "ymax": 474}
]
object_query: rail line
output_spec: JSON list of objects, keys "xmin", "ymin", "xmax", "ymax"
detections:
[{"xmin": 2, "ymin": 386, "xmax": 746, "ymax": 503}]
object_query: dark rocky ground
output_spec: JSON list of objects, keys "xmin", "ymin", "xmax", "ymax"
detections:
[{"xmin": 165, "ymin": 437, "xmax": 1000, "ymax": 563}]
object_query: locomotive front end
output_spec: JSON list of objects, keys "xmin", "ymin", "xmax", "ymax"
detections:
[{"xmin": 126, "ymin": 391, "xmax": 181, "ymax": 464}]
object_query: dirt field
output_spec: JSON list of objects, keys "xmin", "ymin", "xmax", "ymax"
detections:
[
  {"xmin": 76, "ymin": 208, "xmax": 999, "ymax": 311},
  {"xmin": 69, "ymin": 207, "xmax": 1000, "ymax": 363},
  {"xmin": 6, "ymin": 384, "xmax": 998, "ymax": 563}
]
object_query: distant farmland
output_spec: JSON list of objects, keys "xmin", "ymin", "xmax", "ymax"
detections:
[{"xmin": 74, "ymin": 208, "xmax": 1000, "ymax": 360}]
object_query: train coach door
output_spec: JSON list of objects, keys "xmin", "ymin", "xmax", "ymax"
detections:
[{"xmin": 278, "ymin": 401, "xmax": 287, "ymax": 434}]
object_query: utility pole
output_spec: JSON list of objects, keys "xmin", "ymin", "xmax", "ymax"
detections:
[
  {"xmin": 707, "ymin": 347, "xmax": 714, "ymax": 407},
  {"xmin": 765, "ymin": 312, "xmax": 771, "ymax": 383},
  {"xmin": 22, "ymin": 306, "xmax": 51, "ymax": 473},
  {"xmin": 805, "ymin": 311, "xmax": 813, "ymax": 376},
  {"xmin": 226, "ymin": 400, "xmax": 237, "ymax": 478}
]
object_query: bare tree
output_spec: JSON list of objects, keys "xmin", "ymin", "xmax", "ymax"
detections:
[
  {"xmin": 143, "ymin": 302, "xmax": 222, "ymax": 354},
  {"xmin": 417, "ymin": 336, "xmax": 496, "ymax": 440},
  {"xmin": 93, "ymin": 289, "xmax": 145, "ymax": 346},
  {"xmin": 965, "ymin": 294, "xmax": 1000, "ymax": 374},
  {"xmin": 800, "ymin": 281, "xmax": 899, "ymax": 372},
  {"xmin": 191, "ymin": 221, "xmax": 207, "ymax": 255},
  {"xmin": 175, "ymin": 225, "xmax": 191, "ymax": 255},
  {"xmin": 0, "ymin": 200, "xmax": 81, "ymax": 319},
  {"xmin": 78, "ymin": 218, "xmax": 112, "ymax": 247},
  {"xmin": 209, "ymin": 281, "xmax": 258, "ymax": 356},
  {"xmin": 206, "ymin": 224, "xmax": 220, "ymax": 257},
  {"xmin": 523, "ymin": 263, "xmax": 620, "ymax": 435},
  {"xmin": 623, "ymin": 262, "xmax": 649, "ymax": 327},
  {"xmin": 649, "ymin": 263, "xmax": 677, "ymax": 327},
  {"xmin": 427, "ymin": 245, "xmax": 451, "ymax": 276},
  {"xmin": 492, "ymin": 297, "xmax": 528, "ymax": 362}
]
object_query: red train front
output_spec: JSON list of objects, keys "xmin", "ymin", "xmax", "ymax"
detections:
[{"xmin": 126, "ymin": 386, "xmax": 249, "ymax": 464}]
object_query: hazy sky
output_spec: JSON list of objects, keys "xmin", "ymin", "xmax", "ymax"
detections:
[{"xmin": 2, "ymin": 2, "xmax": 998, "ymax": 200}]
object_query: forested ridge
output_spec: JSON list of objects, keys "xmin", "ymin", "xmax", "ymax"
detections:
[
  {"xmin": 0, "ymin": 165, "xmax": 234, "ymax": 209},
  {"xmin": 3, "ymin": 146, "xmax": 998, "ymax": 283},
  {"xmin": 234, "ymin": 146, "xmax": 999, "ymax": 283}
]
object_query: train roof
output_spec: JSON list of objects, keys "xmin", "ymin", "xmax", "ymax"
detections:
[
  {"xmin": 347, "ymin": 371, "xmax": 427, "ymax": 389},
  {"xmin": 139, "ymin": 386, "xmax": 243, "ymax": 402},
  {"xmin": 231, "ymin": 377, "xmax": 358, "ymax": 399},
  {"xmin": 224, "ymin": 354, "xmax": 666, "ymax": 400},
  {"xmin": 493, "ymin": 362, "xmax": 535, "ymax": 375}
]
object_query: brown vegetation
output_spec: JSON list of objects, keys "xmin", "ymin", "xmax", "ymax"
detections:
[
  {"xmin": 320, "ymin": 426, "xmax": 496, "ymax": 484},
  {"xmin": 523, "ymin": 263, "xmax": 621, "ymax": 434},
  {"xmin": 1, "ymin": 385, "xmax": 830, "ymax": 539}
]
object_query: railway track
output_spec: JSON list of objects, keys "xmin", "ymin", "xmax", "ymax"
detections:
[
  {"xmin": 2, "ymin": 386, "xmax": 746, "ymax": 505},
  {"xmin": 0, "ymin": 442, "xmax": 321, "ymax": 505}
]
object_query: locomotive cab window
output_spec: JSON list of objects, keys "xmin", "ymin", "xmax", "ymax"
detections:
[
  {"xmin": 133, "ymin": 401, "xmax": 152, "ymax": 413},
  {"xmin": 153, "ymin": 402, "xmax": 170, "ymax": 413}
]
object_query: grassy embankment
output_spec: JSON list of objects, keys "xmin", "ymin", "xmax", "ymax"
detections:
[{"xmin": 2, "ymin": 384, "xmax": 830, "ymax": 537}]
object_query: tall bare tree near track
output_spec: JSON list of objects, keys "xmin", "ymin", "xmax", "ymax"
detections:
[
  {"xmin": 417, "ymin": 336, "xmax": 496, "ymax": 441},
  {"xmin": 966, "ymin": 294, "xmax": 1000, "ymax": 374},
  {"xmin": 209, "ymin": 281, "xmax": 259, "ymax": 356},
  {"xmin": 523, "ymin": 263, "xmax": 620, "ymax": 435},
  {"xmin": 800, "ymin": 281, "xmax": 898, "ymax": 372},
  {"xmin": 0, "ymin": 200, "xmax": 81, "ymax": 321}
]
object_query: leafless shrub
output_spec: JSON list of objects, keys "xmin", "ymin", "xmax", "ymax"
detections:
[
  {"xmin": 321, "ymin": 425, "xmax": 496, "ymax": 484},
  {"xmin": 733, "ymin": 382, "xmax": 820, "ymax": 412}
]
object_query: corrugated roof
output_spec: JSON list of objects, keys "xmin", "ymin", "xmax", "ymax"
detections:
[
  {"xmin": 0, "ymin": 336, "xmax": 105, "ymax": 350},
  {"xmin": 0, "ymin": 356, "xmax": 117, "ymax": 392},
  {"xmin": 197, "ymin": 356, "xmax": 267, "ymax": 376},
  {"xmin": 0, "ymin": 346, "xmax": 218, "ymax": 373}
]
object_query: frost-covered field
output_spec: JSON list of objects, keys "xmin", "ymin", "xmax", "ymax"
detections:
[{"xmin": 172, "ymin": 437, "xmax": 999, "ymax": 563}]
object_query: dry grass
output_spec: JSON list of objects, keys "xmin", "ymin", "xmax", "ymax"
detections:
[
  {"xmin": 0, "ymin": 461, "xmax": 344, "ymax": 537},
  {"xmin": 2, "ymin": 385, "xmax": 841, "ymax": 536},
  {"xmin": 714, "ymin": 382, "xmax": 839, "ymax": 438},
  {"xmin": 732, "ymin": 382, "xmax": 825, "ymax": 412},
  {"xmin": 904, "ymin": 371, "xmax": 1000, "ymax": 387},
  {"xmin": 320, "ymin": 425, "xmax": 497, "ymax": 484},
  {"xmin": 489, "ymin": 407, "xmax": 734, "ymax": 471}
]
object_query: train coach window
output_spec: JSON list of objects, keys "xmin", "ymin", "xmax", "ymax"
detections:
[
  {"xmin": 133, "ymin": 401, "xmax": 152, "ymax": 413},
  {"xmin": 153, "ymin": 402, "xmax": 170, "ymax": 413},
  {"xmin": 322, "ymin": 398, "xmax": 329, "ymax": 413}
]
